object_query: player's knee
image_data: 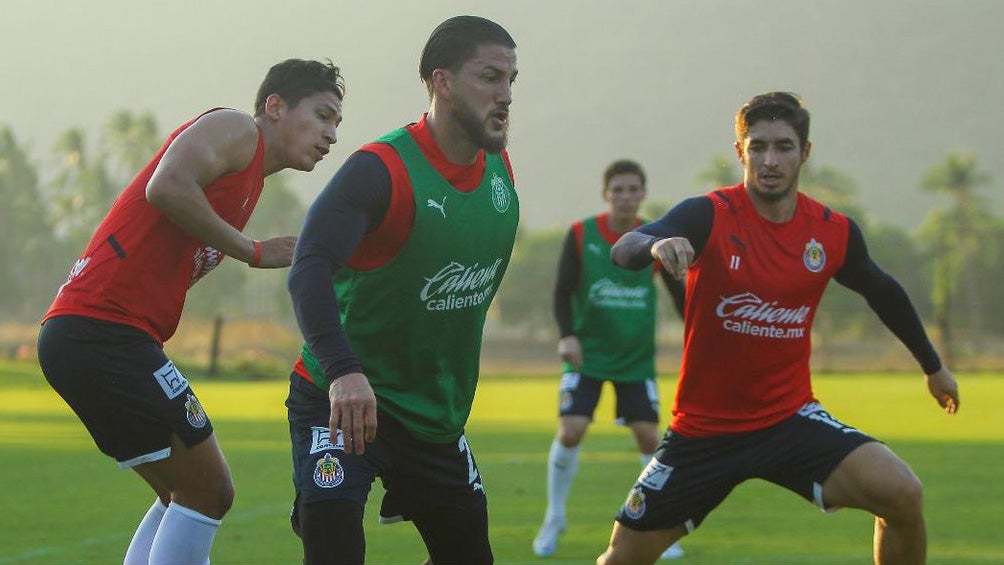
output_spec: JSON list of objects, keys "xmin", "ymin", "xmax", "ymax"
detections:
[
  {"xmin": 184, "ymin": 474, "xmax": 234, "ymax": 518},
  {"xmin": 878, "ymin": 470, "xmax": 923, "ymax": 523},
  {"xmin": 558, "ymin": 432, "xmax": 583, "ymax": 447}
]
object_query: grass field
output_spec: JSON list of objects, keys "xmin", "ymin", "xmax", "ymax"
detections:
[{"xmin": 1, "ymin": 359, "xmax": 1002, "ymax": 564}]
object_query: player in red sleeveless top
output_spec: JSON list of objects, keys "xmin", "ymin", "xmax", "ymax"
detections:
[
  {"xmin": 36, "ymin": 59, "xmax": 344, "ymax": 565},
  {"xmin": 599, "ymin": 92, "xmax": 959, "ymax": 565}
]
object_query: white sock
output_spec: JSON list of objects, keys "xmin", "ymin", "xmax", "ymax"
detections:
[
  {"xmin": 148, "ymin": 502, "xmax": 221, "ymax": 565},
  {"xmin": 123, "ymin": 498, "xmax": 168, "ymax": 565},
  {"xmin": 545, "ymin": 439, "xmax": 579, "ymax": 521}
]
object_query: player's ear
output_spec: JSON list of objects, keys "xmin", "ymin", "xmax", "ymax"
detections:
[
  {"xmin": 264, "ymin": 94, "xmax": 285, "ymax": 121},
  {"xmin": 431, "ymin": 68, "xmax": 452, "ymax": 101},
  {"xmin": 801, "ymin": 140, "xmax": 812, "ymax": 163},
  {"xmin": 734, "ymin": 141, "xmax": 746, "ymax": 164}
]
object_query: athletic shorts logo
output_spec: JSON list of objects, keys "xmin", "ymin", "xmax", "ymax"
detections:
[
  {"xmin": 558, "ymin": 372, "xmax": 579, "ymax": 412},
  {"xmin": 184, "ymin": 394, "xmax": 207, "ymax": 428},
  {"xmin": 313, "ymin": 453, "xmax": 345, "ymax": 488},
  {"xmin": 153, "ymin": 361, "xmax": 188, "ymax": 400},
  {"xmin": 638, "ymin": 459, "xmax": 673, "ymax": 491},
  {"xmin": 797, "ymin": 402, "xmax": 861, "ymax": 435},
  {"xmin": 559, "ymin": 391, "xmax": 573, "ymax": 412},
  {"xmin": 559, "ymin": 372, "xmax": 580, "ymax": 391},
  {"xmin": 803, "ymin": 238, "xmax": 826, "ymax": 273},
  {"xmin": 310, "ymin": 426, "xmax": 344, "ymax": 454},
  {"xmin": 623, "ymin": 487, "xmax": 647, "ymax": 520}
]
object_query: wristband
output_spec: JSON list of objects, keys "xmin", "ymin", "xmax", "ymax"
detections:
[{"xmin": 250, "ymin": 240, "xmax": 262, "ymax": 267}]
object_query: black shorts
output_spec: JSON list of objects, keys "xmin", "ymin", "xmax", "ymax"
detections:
[
  {"xmin": 286, "ymin": 374, "xmax": 488, "ymax": 521},
  {"xmin": 37, "ymin": 315, "xmax": 214, "ymax": 468},
  {"xmin": 558, "ymin": 371, "xmax": 659, "ymax": 424},
  {"xmin": 615, "ymin": 402, "xmax": 877, "ymax": 533}
]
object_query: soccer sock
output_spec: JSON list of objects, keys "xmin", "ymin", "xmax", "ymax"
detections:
[
  {"xmin": 148, "ymin": 501, "xmax": 221, "ymax": 565},
  {"xmin": 123, "ymin": 498, "xmax": 168, "ymax": 565},
  {"xmin": 545, "ymin": 439, "xmax": 579, "ymax": 521},
  {"xmin": 641, "ymin": 453, "xmax": 654, "ymax": 467}
]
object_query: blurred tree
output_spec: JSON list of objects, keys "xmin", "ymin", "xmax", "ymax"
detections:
[
  {"xmin": 0, "ymin": 127, "xmax": 64, "ymax": 320},
  {"xmin": 695, "ymin": 154, "xmax": 740, "ymax": 190},
  {"xmin": 969, "ymin": 222, "xmax": 1004, "ymax": 335},
  {"xmin": 642, "ymin": 200, "xmax": 670, "ymax": 223},
  {"xmin": 494, "ymin": 227, "xmax": 565, "ymax": 338},
  {"xmin": 917, "ymin": 153, "xmax": 995, "ymax": 365},
  {"xmin": 48, "ymin": 127, "xmax": 118, "ymax": 251},
  {"xmin": 103, "ymin": 109, "xmax": 161, "ymax": 180},
  {"xmin": 801, "ymin": 164, "xmax": 866, "ymax": 221}
]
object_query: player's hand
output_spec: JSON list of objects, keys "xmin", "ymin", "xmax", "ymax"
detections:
[
  {"xmin": 651, "ymin": 237, "xmax": 694, "ymax": 280},
  {"xmin": 558, "ymin": 336, "xmax": 583, "ymax": 370},
  {"xmin": 926, "ymin": 367, "xmax": 959, "ymax": 414},
  {"xmin": 249, "ymin": 236, "xmax": 297, "ymax": 268},
  {"xmin": 329, "ymin": 372, "xmax": 378, "ymax": 454}
]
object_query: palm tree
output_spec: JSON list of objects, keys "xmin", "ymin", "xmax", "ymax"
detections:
[
  {"xmin": 48, "ymin": 128, "xmax": 119, "ymax": 249},
  {"xmin": 917, "ymin": 153, "xmax": 994, "ymax": 365},
  {"xmin": 102, "ymin": 109, "xmax": 160, "ymax": 179}
]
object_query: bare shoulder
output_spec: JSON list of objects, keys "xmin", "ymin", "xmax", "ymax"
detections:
[
  {"xmin": 176, "ymin": 109, "xmax": 259, "ymax": 174},
  {"xmin": 187, "ymin": 109, "xmax": 258, "ymax": 145}
]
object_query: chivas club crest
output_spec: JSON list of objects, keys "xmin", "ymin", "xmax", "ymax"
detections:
[
  {"xmin": 803, "ymin": 238, "xmax": 826, "ymax": 273},
  {"xmin": 313, "ymin": 453, "xmax": 345, "ymax": 488},
  {"xmin": 624, "ymin": 487, "xmax": 647, "ymax": 520},
  {"xmin": 184, "ymin": 394, "xmax": 207, "ymax": 429}
]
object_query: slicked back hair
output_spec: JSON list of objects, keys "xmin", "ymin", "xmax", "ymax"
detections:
[
  {"xmin": 419, "ymin": 15, "xmax": 515, "ymax": 98},
  {"xmin": 735, "ymin": 92, "xmax": 810, "ymax": 149},
  {"xmin": 253, "ymin": 59, "xmax": 345, "ymax": 117}
]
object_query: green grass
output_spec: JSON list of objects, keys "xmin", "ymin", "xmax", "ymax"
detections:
[{"xmin": 1, "ymin": 359, "xmax": 1002, "ymax": 564}]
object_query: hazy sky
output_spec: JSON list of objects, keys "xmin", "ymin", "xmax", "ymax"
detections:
[{"xmin": 2, "ymin": 0, "xmax": 1002, "ymax": 231}]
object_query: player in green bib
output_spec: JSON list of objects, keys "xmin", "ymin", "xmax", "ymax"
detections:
[
  {"xmin": 533, "ymin": 160, "xmax": 686, "ymax": 559},
  {"xmin": 285, "ymin": 16, "xmax": 518, "ymax": 565}
]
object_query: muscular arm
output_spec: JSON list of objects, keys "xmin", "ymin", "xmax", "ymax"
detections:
[
  {"xmin": 553, "ymin": 228, "xmax": 580, "ymax": 338},
  {"xmin": 146, "ymin": 109, "xmax": 262, "ymax": 264},
  {"xmin": 611, "ymin": 196, "xmax": 714, "ymax": 270},
  {"xmin": 287, "ymin": 151, "xmax": 391, "ymax": 381},
  {"xmin": 834, "ymin": 219, "xmax": 942, "ymax": 374}
]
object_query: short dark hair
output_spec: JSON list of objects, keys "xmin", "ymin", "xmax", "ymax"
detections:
[
  {"xmin": 603, "ymin": 159, "xmax": 646, "ymax": 188},
  {"xmin": 419, "ymin": 16, "xmax": 515, "ymax": 96},
  {"xmin": 253, "ymin": 59, "xmax": 345, "ymax": 117},
  {"xmin": 735, "ymin": 91, "xmax": 810, "ymax": 149}
]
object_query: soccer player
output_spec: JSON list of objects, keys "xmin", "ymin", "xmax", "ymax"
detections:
[
  {"xmin": 598, "ymin": 92, "xmax": 960, "ymax": 565},
  {"xmin": 284, "ymin": 16, "xmax": 518, "ymax": 565},
  {"xmin": 532, "ymin": 159, "xmax": 685, "ymax": 560},
  {"xmin": 36, "ymin": 59, "xmax": 344, "ymax": 564}
]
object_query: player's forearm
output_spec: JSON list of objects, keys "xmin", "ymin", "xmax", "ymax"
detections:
[
  {"xmin": 147, "ymin": 178, "xmax": 255, "ymax": 263},
  {"xmin": 287, "ymin": 254, "xmax": 363, "ymax": 379},
  {"xmin": 611, "ymin": 231, "xmax": 660, "ymax": 270}
]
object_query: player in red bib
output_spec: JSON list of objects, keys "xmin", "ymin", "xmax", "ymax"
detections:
[
  {"xmin": 598, "ymin": 92, "xmax": 959, "ymax": 565},
  {"xmin": 37, "ymin": 59, "xmax": 344, "ymax": 565}
]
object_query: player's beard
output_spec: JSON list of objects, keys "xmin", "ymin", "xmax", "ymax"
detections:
[
  {"xmin": 455, "ymin": 97, "xmax": 507, "ymax": 154},
  {"xmin": 750, "ymin": 170, "xmax": 800, "ymax": 203}
]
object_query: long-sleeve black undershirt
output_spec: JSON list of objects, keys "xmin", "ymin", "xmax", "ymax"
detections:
[
  {"xmin": 287, "ymin": 151, "xmax": 392, "ymax": 382},
  {"xmin": 553, "ymin": 227, "xmax": 686, "ymax": 338},
  {"xmin": 610, "ymin": 195, "xmax": 942, "ymax": 374}
]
